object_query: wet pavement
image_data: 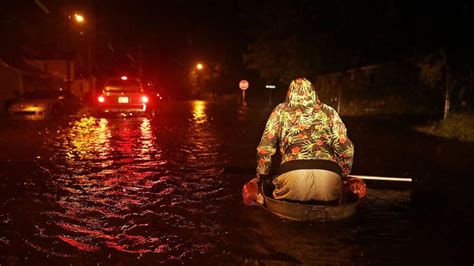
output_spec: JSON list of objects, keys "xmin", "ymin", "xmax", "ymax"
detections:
[{"xmin": 0, "ymin": 100, "xmax": 473, "ymax": 265}]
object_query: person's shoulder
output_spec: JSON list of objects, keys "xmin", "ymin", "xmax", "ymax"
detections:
[
  {"xmin": 319, "ymin": 103, "xmax": 338, "ymax": 115},
  {"xmin": 273, "ymin": 103, "xmax": 287, "ymax": 112}
]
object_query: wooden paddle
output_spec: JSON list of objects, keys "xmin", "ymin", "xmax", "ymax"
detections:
[
  {"xmin": 224, "ymin": 166, "xmax": 412, "ymax": 181},
  {"xmin": 348, "ymin": 175, "xmax": 412, "ymax": 182},
  {"xmin": 224, "ymin": 166, "xmax": 413, "ymax": 189}
]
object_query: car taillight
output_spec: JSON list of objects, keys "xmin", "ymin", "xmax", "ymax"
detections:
[
  {"xmin": 141, "ymin": 96, "xmax": 149, "ymax": 103},
  {"xmin": 98, "ymin": 96, "xmax": 105, "ymax": 103}
]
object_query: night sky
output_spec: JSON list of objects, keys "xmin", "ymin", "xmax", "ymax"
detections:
[{"xmin": 1, "ymin": 0, "xmax": 473, "ymax": 98}]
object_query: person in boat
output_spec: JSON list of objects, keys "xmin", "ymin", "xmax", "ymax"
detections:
[{"xmin": 247, "ymin": 77, "xmax": 354, "ymax": 204}]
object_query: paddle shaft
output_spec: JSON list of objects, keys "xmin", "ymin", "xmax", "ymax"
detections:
[
  {"xmin": 348, "ymin": 175, "xmax": 412, "ymax": 182},
  {"xmin": 223, "ymin": 166, "xmax": 412, "ymax": 182}
]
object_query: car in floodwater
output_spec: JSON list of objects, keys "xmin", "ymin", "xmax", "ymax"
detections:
[
  {"xmin": 95, "ymin": 76, "xmax": 158, "ymax": 117},
  {"xmin": 7, "ymin": 89, "xmax": 79, "ymax": 120}
]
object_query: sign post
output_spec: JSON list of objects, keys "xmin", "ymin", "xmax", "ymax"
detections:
[
  {"xmin": 239, "ymin": 80, "xmax": 249, "ymax": 105},
  {"xmin": 265, "ymin": 84, "xmax": 276, "ymax": 107}
]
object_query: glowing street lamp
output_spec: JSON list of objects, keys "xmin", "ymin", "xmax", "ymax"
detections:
[
  {"xmin": 66, "ymin": 11, "xmax": 93, "ymax": 99},
  {"xmin": 74, "ymin": 13, "xmax": 85, "ymax": 24}
]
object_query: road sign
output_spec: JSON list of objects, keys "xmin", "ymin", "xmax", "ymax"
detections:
[{"xmin": 239, "ymin": 80, "xmax": 249, "ymax": 90}]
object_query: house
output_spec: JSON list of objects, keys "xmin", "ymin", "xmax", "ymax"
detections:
[
  {"xmin": 26, "ymin": 59, "xmax": 92, "ymax": 100},
  {"xmin": 0, "ymin": 58, "xmax": 64, "ymax": 112},
  {"xmin": 314, "ymin": 61, "xmax": 436, "ymax": 115}
]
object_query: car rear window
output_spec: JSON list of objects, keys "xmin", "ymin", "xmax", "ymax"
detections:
[{"xmin": 103, "ymin": 79, "xmax": 142, "ymax": 92}]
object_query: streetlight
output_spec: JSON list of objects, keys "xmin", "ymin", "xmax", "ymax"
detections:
[
  {"xmin": 191, "ymin": 62, "xmax": 205, "ymax": 98},
  {"xmin": 74, "ymin": 13, "xmax": 85, "ymax": 24},
  {"xmin": 66, "ymin": 11, "xmax": 85, "ymax": 92},
  {"xmin": 67, "ymin": 11, "xmax": 93, "ymax": 102}
]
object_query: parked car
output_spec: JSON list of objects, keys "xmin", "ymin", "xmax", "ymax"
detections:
[
  {"xmin": 95, "ymin": 76, "xmax": 159, "ymax": 117},
  {"xmin": 7, "ymin": 89, "xmax": 78, "ymax": 119}
]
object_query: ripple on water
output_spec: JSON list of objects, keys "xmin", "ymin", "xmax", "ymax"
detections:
[
  {"xmin": 10, "ymin": 111, "xmax": 230, "ymax": 262},
  {"xmin": 1, "ymin": 102, "xmax": 471, "ymax": 264}
]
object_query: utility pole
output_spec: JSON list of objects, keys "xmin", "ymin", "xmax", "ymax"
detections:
[
  {"xmin": 337, "ymin": 83, "xmax": 342, "ymax": 113},
  {"xmin": 66, "ymin": 6, "xmax": 71, "ymax": 92},
  {"xmin": 88, "ymin": 33, "xmax": 93, "ymax": 96},
  {"xmin": 443, "ymin": 65, "xmax": 451, "ymax": 119},
  {"xmin": 138, "ymin": 43, "xmax": 144, "ymax": 80}
]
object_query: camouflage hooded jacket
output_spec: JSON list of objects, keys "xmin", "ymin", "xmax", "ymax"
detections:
[{"xmin": 256, "ymin": 78, "xmax": 354, "ymax": 177}]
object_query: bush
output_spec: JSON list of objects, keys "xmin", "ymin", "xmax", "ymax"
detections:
[{"xmin": 416, "ymin": 113, "xmax": 474, "ymax": 142}]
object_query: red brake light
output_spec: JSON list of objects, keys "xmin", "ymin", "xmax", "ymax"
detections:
[
  {"xmin": 98, "ymin": 96, "xmax": 105, "ymax": 103},
  {"xmin": 141, "ymin": 96, "xmax": 149, "ymax": 103}
]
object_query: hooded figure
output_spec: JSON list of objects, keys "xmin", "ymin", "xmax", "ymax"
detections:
[{"xmin": 255, "ymin": 78, "xmax": 354, "ymax": 202}]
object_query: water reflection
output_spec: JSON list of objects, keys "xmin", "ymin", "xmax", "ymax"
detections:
[
  {"xmin": 32, "ymin": 116, "xmax": 170, "ymax": 255},
  {"xmin": 64, "ymin": 117, "xmax": 156, "ymax": 164},
  {"xmin": 237, "ymin": 103, "xmax": 248, "ymax": 121},
  {"xmin": 23, "ymin": 108, "xmax": 231, "ymax": 262},
  {"xmin": 192, "ymin": 100, "xmax": 207, "ymax": 124},
  {"xmin": 65, "ymin": 117, "xmax": 111, "ymax": 161},
  {"xmin": 139, "ymin": 118, "xmax": 153, "ymax": 159},
  {"xmin": 0, "ymin": 101, "xmax": 469, "ymax": 264}
]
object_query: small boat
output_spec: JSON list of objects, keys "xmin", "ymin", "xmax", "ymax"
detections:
[{"xmin": 261, "ymin": 181, "xmax": 359, "ymax": 221}]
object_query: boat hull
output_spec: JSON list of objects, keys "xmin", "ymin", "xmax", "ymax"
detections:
[{"xmin": 261, "ymin": 182, "xmax": 359, "ymax": 221}]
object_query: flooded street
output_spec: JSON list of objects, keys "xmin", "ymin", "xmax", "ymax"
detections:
[{"xmin": 0, "ymin": 101, "xmax": 473, "ymax": 265}]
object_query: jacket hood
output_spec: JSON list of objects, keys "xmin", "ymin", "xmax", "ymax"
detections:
[{"xmin": 286, "ymin": 78, "xmax": 320, "ymax": 108}]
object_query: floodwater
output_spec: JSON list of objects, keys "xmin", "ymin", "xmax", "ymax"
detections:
[{"xmin": 0, "ymin": 100, "xmax": 473, "ymax": 265}]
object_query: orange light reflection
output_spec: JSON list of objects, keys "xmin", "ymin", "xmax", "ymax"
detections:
[
  {"xmin": 192, "ymin": 100, "xmax": 207, "ymax": 124},
  {"xmin": 139, "ymin": 118, "xmax": 153, "ymax": 158},
  {"xmin": 66, "ymin": 117, "xmax": 111, "ymax": 163}
]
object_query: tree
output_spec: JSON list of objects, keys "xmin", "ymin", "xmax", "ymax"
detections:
[
  {"xmin": 244, "ymin": 35, "xmax": 319, "ymax": 84},
  {"xmin": 415, "ymin": 50, "xmax": 474, "ymax": 118},
  {"xmin": 188, "ymin": 62, "xmax": 222, "ymax": 99},
  {"xmin": 416, "ymin": 50, "xmax": 447, "ymax": 90},
  {"xmin": 240, "ymin": 1, "xmax": 363, "ymax": 84}
]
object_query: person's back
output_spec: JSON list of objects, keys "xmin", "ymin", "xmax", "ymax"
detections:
[{"xmin": 256, "ymin": 78, "xmax": 354, "ymax": 202}]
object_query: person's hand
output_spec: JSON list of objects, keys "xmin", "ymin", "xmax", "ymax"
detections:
[
  {"xmin": 343, "ymin": 177, "xmax": 367, "ymax": 199},
  {"xmin": 242, "ymin": 177, "xmax": 264, "ymax": 206}
]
